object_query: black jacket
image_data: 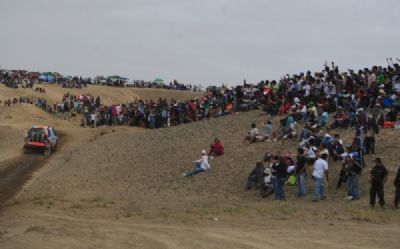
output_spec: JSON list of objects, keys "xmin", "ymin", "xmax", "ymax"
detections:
[
  {"xmin": 250, "ymin": 164, "xmax": 265, "ymax": 183},
  {"xmin": 350, "ymin": 161, "xmax": 362, "ymax": 175},
  {"xmin": 371, "ymin": 165, "xmax": 388, "ymax": 184}
]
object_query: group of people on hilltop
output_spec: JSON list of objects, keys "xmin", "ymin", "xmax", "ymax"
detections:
[
  {"xmin": 4, "ymin": 59, "xmax": 400, "ymax": 133},
  {"xmin": 131, "ymin": 79, "xmax": 201, "ymax": 91},
  {"xmin": 0, "ymin": 68, "xmax": 202, "ymax": 91}
]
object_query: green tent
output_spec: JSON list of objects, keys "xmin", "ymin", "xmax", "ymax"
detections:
[
  {"xmin": 153, "ymin": 77, "xmax": 164, "ymax": 84},
  {"xmin": 107, "ymin": 75, "xmax": 123, "ymax": 80}
]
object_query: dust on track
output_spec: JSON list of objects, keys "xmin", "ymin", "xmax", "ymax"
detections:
[{"xmin": 0, "ymin": 132, "xmax": 66, "ymax": 210}]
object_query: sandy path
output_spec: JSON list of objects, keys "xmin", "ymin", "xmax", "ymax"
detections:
[{"xmin": 0, "ymin": 210, "xmax": 399, "ymax": 249}]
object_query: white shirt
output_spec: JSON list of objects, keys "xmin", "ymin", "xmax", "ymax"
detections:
[
  {"xmin": 289, "ymin": 122, "xmax": 296, "ymax": 134},
  {"xmin": 394, "ymin": 83, "xmax": 400, "ymax": 93},
  {"xmin": 250, "ymin": 128, "xmax": 259, "ymax": 137},
  {"xmin": 304, "ymin": 84, "xmax": 311, "ymax": 96},
  {"xmin": 312, "ymin": 158, "xmax": 328, "ymax": 179},
  {"xmin": 368, "ymin": 73, "xmax": 376, "ymax": 86},
  {"xmin": 264, "ymin": 175, "xmax": 272, "ymax": 184},
  {"xmin": 300, "ymin": 105, "xmax": 307, "ymax": 113},
  {"xmin": 287, "ymin": 165, "xmax": 295, "ymax": 173},
  {"xmin": 307, "ymin": 148, "xmax": 316, "ymax": 159},
  {"xmin": 195, "ymin": 155, "xmax": 210, "ymax": 170},
  {"xmin": 116, "ymin": 105, "xmax": 122, "ymax": 115}
]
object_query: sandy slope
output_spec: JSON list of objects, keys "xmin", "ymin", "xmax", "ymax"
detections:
[
  {"xmin": 0, "ymin": 88, "xmax": 400, "ymax": 249},
  {"xmin": 0, "ymin": 125, "xmax": 24, "ymax": 165},
  {"xmin": 0, "ymin": 84, "xmax": 203, "ymax": 105}
]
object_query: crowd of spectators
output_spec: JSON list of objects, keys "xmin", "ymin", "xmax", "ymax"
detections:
[
  {"xmin": 2, "ymin": 60, "xmax": 400, "ymax": 208},
  {"xmin": 20, "ymin": 59, "xmax": 398, "ymax": 132},
  {"xmin": 242, "ymin": 59, "xmax": 400, "ymax": 208},
  {"xmin": 0, "ymin": 68, "xmax": 201, "ymax": 91}
]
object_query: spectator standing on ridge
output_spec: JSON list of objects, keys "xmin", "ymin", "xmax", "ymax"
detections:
[
  {"xmin": 345, "ymin": 155, "xmax": 362, "ymax": 201},
  {"xmin": 312, "ymin": 154, "xmax": 329, "ymax": 202},
  {"xmin": 364, "ymin": 114, "xmax": 379, "ymax": 156},
  {"xmin": 295, "ymin": 148, "xmax": 307, "ymax": 197},
  {"xmin": 336, "ymin": 157, "xmax": 348, "ymax": 189},
  {"xmin": 274, "ymin": 156, "xmax": 288, "ymax": 200},
  {"xmin": 352, "ymin": 129, "xmax": 365, "ymax": 167},
  {"xmin": 369, "ymin": 158, "xmax": 388, "ymax": 208},
  {"xmin": 270, "ymin": 156, "xmax": 279, "ymax": 198}
]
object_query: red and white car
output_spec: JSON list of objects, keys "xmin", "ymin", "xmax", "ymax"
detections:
[{"xmin": 23, "ymin": 126, "xmax": 58, "ymax": 155}]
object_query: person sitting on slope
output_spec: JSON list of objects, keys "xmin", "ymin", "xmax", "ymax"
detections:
[
  {"xmin": 245, "ymin": 123, "xmax": 262, "ymax": 143},
  {"xmin": 245, "ymin": 160, "xmax": 265, "ymax": 190},
  {"xmin": 208, "ymin": 138, "xmax": 224, "ymax": 158},
  {"xmin": 183, "ymin": 150, "xmax": 210, "ymax": 177}
]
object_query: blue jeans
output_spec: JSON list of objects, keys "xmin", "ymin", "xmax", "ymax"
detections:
[
  {"xmin": 271, "ymin": 177, "xmax": 278, "ymax": 197},
  {"xmin": 349, "ymin": 173, "xmax": 360, "ymax": 198},
  {"xmin": 297, "ymin": 172, "xmax": 306, "ymax": 197},
  {"xmin": 185, "ymin": 162, "xmax": 205, "ymax": 177},
  {"xmin": 312, "ymin": 177, "xmax": 325, "ymax": 201},
  {"xmin": 149, "ymin": 117, "xmax": 156, "ymax": 129},
  {"xmin": 275, "ymin": 178, "xmax": 286, "ymax": 200},
  {"xmin": 347, "ymin": 174, "xmax": 353, "ymax": 196}
]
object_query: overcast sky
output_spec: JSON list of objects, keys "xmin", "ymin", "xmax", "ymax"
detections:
[{"xmin": 0, "ymin": 0, "xmax": 399, "ymax": 85}]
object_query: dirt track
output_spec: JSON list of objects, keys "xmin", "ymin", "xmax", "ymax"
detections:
[
  {"xmin": 0, "ymin": 133, "xmax": 65, "ymax": 209},
  {"xmin": 0, "ymin": 154, "xmax": 48, "ymax": 208}
]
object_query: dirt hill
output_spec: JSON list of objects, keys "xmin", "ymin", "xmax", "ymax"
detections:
[
  {"xmin": 0, "ymin": 84, "xmax": 203, "ymax": 105},
  {"xmin": 0, "ymin": 88, "xmax": 399, "ymax": 249}
]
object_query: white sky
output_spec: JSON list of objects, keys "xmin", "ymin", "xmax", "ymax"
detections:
[{"xmin": 0, "ymin": 0, "xmax": 399, "ymax": 85}]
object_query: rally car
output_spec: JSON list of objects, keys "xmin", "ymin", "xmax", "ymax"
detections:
[{"xmin": 23, "ymin": 126, "xmax": 58, "ymax": 155}]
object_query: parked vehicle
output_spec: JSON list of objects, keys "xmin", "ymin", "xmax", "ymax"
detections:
[{"xmin": 23, "ymin": 126, "xmax": 58, "ymax": 155}]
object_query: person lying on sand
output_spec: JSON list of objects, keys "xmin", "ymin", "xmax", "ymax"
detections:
[{"xmin": 183, "ymin": 150, "xmax": 210, "ymax": 177}]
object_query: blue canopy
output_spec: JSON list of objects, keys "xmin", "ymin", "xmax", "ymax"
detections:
[{"xmin": 38, "ymin": 74, "xmax": 55, "ymax": 82}]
